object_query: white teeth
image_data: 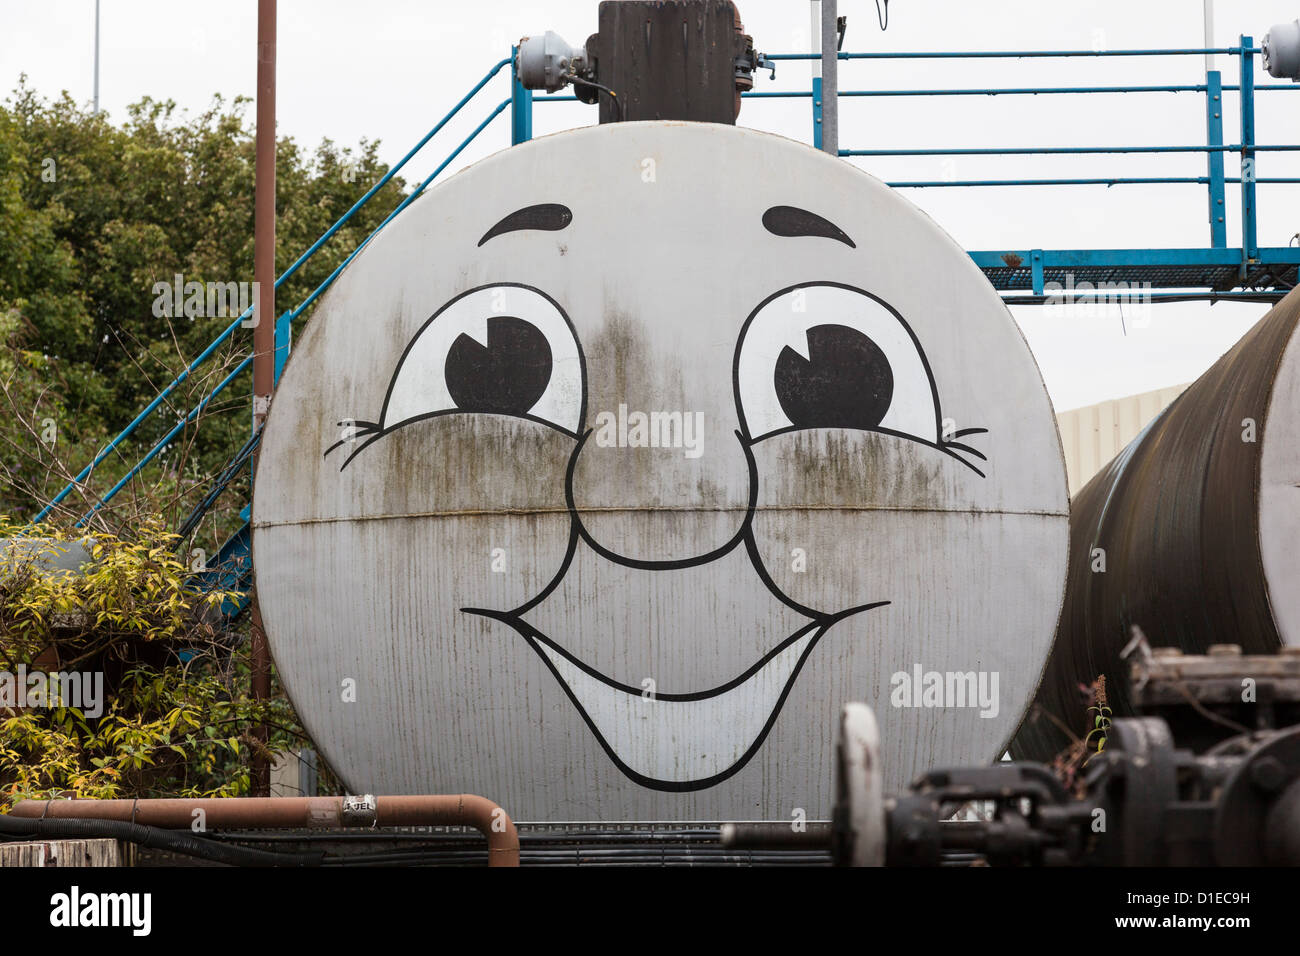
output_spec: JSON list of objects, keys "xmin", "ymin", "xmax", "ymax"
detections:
[{"xmin": 535, "ymin": 630, "xmax": 820, "ymax": 786}]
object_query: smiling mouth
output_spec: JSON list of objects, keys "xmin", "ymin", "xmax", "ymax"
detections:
[{"xmin": 464, "ymin": 601, "xmax": 885, "ymax": 792}]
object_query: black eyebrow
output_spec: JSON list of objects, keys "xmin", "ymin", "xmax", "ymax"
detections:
[
  {"xmin": 762, "ymin": 206, "xmax": 856, "ymax": 248},
  {"xmin": 478, "ymin": 203, "xmax": 573, "ymax": 246}
]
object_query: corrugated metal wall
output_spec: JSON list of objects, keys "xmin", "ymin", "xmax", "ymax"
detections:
[{"xmin": 1055, "ymin": 385, "xmax": 1189, "ymax": 495}]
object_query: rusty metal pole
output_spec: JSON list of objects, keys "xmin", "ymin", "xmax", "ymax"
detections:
[{"xmin": 251, "ymin": 0, "xmax": 277, "ymax": 797}]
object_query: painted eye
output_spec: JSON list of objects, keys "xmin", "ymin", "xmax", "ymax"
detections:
[
  {"xmin": 381, "ymin": 284, "xmax": 584, "ymax": 436},
  {"xmin": 445, "ymin": 316, "xmax": 552, "ymax": 415},
  {"xmin": 774, "ymin": 324, "xmax": 893, "ymax": 430},
  {"xmin": 735, "ymin": 283, "xmax": 940, "ymax": 444}
]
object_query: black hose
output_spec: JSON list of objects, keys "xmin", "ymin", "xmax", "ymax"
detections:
[
  {"xmin": 0, "ymin": 814, "xmax": 324, "ymax": 867},
  {"xmin": 175, "ymin": 426, "xmax": 262, "ymax": 545},
  {"xmin": 567, "ymin": 74, "xmax": 623, "ymax": 121}
]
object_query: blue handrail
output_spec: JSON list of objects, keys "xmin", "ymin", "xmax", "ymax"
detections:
[
  {"xmin": 743, "ymin": 84, "xmax": 1300, "ymax": 96},
  {"xmin": 531, "ymin": 38, "xmax": 1297, "ymax": 229},
  {"xmin": 274, "ymin": 99, "xmax": 513, "ymax": 334},
  {"xmin": 67, "ymin": 97, "xmax": 513, "ymax": 527},
  {"xmin": 78, "ymin": 354, "xmax": 255, "ymax": 527},
  {"xmin": 842, "ymin": 145, "xmax": 1300, "ymax": 156},
  {"xmin": 766, "ymin": 47, "xmax": 1263, "ymax": 59},
  {"xmin": 877, "ymin": 177, "xmax": 1300, "ymax": 188},
  {"xmin": 33, "ymin": 58, "xmax": 512, "ymax": 526}
]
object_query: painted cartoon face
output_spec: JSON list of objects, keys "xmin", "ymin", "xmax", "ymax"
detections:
[{"xmin": 255, "ymin": 123, "xmax": 1069, "ymax": 819}]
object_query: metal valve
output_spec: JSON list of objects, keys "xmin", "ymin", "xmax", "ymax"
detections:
[
  {"xmin": 517, "ymin": 31, "xmax": 587, "ymax": 93},
  {"xmin": 1263, "ymin": 20, "xmax": 1300, "ymax": 80}
]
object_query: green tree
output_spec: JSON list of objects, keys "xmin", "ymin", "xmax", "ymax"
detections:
[
  {"xmin": 0, "ymin": 78, "xmax": 408, "ymax": 547},
  {"xmin": 0, "ymin": 516, "xmax": 320, "ymax": 804},
  {"xmin": 0, "ymin": 78, "xmax": 402, "ymax": 808}
]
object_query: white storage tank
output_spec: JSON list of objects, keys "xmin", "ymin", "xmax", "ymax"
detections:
[{"xmin": 254, "ymin": 122, "xmax": 1069, "ymax": 819}]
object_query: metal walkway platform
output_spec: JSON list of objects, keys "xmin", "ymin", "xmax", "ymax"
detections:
[
  {"xmin": 524, "ymin": 38, "xmax": 1300, "ymax": 302},
  {"xmin": 970, "ymin": 246, "xmax": 1300, "ymax": 300}
]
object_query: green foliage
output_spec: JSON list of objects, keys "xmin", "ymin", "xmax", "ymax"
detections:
[
  {"xmin": 0, "ymin": 516, "xmax": 309, "ymax": 806},
  {"xmin": 1047, "ymin": 675, "xmax": 1114, "ymax": 796},
  {"xmin": 0, "ymin": 77, "xmax": 407, "ymax": 543},
  {"xmin": 0, "ymin": 74, "xmax": 391, "ymax": 805},
  {"xmin": 1083, "ymin": 695, "xmax": 1112, "ymax": 765}
]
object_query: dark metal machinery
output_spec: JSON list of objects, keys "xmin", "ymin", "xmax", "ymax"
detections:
[
  {"xmin": 517, "ymin": 1, "xmax": 767, "ymax": 124},
  {"xmin": 726, "ymin": 643, "xmax": 1300, "ymax": 866},
  {"xmin": 583, "ymin": 0, "xmax": 761, "ymax": 123}
]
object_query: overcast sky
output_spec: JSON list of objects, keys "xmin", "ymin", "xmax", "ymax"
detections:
[{"xmin": 3, "ymin": 0, "xmax": 1297, "ymax": 410}]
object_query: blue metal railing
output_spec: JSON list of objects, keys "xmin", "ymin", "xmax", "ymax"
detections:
[
  {"xmin": 34, "ymin": 57, "xmax": 514, "ymax": 527},
  {"xmin": 1240, "ymin": 38, "xmax": 1260, "ymax": 260},
  {"xmin": 525, "ymin": 36, "xmax": 1299, "ymax": 299},
  {"xmin": 531, "ymin": 38, "xmax": 1299, "ymax": 239},
  {"xmin": 35, "ymin": 38, "xmax": 1300, "ymax": 538},
  {"xmin": 769, "ymin": 47, "xmax": 1264, "ymax": 59}
]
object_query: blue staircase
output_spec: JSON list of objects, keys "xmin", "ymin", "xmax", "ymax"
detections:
[{"xmin": 188, "ymin": 506, "xmax": 252, "ymax": 618}]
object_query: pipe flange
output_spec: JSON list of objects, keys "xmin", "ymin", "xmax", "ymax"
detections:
[
  {"xmin": 341, "ymin": 794, "xmax": 378, "ymax": 828},
  {"xmin": 1107, "ymin": 717, "xmax": 1178, "ymax": 866},
  {"xmin": 1213, "ymin": 727, "xmax": 1300, "ymax": 865}
]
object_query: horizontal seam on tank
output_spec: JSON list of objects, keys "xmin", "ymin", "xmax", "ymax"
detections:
[{"xmin": 252, "ymin": 505, "xmax": 1070, "ymax": 528}]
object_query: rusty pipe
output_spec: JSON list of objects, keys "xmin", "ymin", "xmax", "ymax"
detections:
[
  {"xmin": 10, "ymin": 794, "xmax": 520, "ymax": 867},
  {"xmin": 252, "ymin": 0, "xmax": 276, "ymax": 434}
]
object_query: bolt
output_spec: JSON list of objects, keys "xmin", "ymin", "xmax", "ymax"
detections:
[{"xmin": 1250, "ymin": 756, "xmax": 1287, "ymax": 793}]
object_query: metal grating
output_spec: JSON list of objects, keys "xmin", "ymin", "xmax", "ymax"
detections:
[
  {"xmin": 976, "ymin": 253, "xmax": 1299, "ymax": 293},
  {"xmin": 141, "ymin": 823, "xmax": 999, "ymax": 866},
  {"xmin": 153, "ymin": 823, "xmax": 835, "ymax": 867}
]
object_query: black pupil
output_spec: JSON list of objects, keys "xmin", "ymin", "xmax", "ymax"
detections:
[
  {"xmin": 445, "ymin": 316, "xmax": 552, "ymax": 416},
  {"xmin": 774, "ymin": 324, "xmax": 894, "ymax": 430}
]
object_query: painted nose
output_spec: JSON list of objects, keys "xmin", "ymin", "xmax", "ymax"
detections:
[{"xmin": 568, "ymin": 407, "xmax": 753, "ymax": 565}]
